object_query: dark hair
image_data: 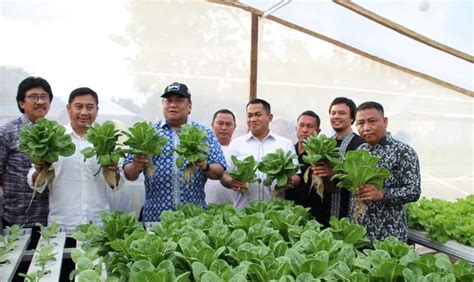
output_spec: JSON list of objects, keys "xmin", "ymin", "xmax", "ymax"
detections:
[
  {"xmin": 68, "ymin": 87, "xmax": 99, "ymax": 105},
  {"xmin": 16, "ymin": 76, "xmax": 53, "ymax": 113},
  {"xmin": 212, "ymin": 109, "xmax": 236, "ymax": 123},
  {"xmin": 297, "ymin": 110, "xmax": 320, "ymax": 128},
  {"xmin": 247, "ymin": 98, "xmax": 271, "ymax": 113},
  {"xmin": 329, "ymin": 97, "xmax": 357, "ymax": 124},
  {"xmin": 357, "ymin": 101, "xmax": 384, "ymax": 116}
]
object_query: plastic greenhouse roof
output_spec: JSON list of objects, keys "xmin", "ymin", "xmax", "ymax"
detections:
[{"xmin": 238, "ymin": 0, "xmax": 473, "ymax": 93}]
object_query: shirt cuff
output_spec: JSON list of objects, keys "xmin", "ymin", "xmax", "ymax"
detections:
[{"xmin": 27, "ymin": 166, "xmax": 48, "ymax": 193}]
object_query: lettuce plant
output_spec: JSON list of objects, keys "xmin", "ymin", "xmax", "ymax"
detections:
[
  {"xmin": 81, "ymin": 121, "xmax": 126, "ymax": 188},
  {"xmin": 257, "ymin": 149, "xmax": 299, "ymax": 190},
  {"xmin": 408, "ymin": 196, "xmax": 474, "ymax": 246},
  {"xmin": 19, "ymin": 118, "xmax": 75, "ymax": 188},
  {"xmin": 301, "ymin": 134, "xmax": 340, "ymax": 200},
  {"xmin": 0, "ymin": 225, "xmax": 22, "ymax": 264},
  {"xmin": 71, "ymin": 200, "xmax": 474, "ymax": 281},
  {"xmin": 174, "ymin": 124, "xmax": 209, "ymax": 182},
  {"xmin": 19, "ymin": 244, "xmax": 57, "ymax": 281},
  {"xmin": 228, "ymin": 155, "xmax": 260, "ymax": 192},
  {"xmin": 332, "ymin": 150, "xmax": 391, "ymax": 222},
  {"xmin": 122, "ymin": 121, "xmax": 168, "ymax": 177}
]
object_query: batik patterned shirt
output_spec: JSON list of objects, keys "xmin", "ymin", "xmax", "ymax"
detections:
[
  {"xmin": 123, "ymin": 120, "xmax": 226, "ymax": 222},
  {"xmin": 351, "ymin": 133, "xmax": 421, "ymax": 242},
  {"xmin": 0, "ymin": 115, "xmax": 49, "ymax": 227}
]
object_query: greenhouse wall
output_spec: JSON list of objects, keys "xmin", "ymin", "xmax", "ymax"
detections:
[{"xmin": 1, "ymin": 0, "xmax": 472, "ymax": 203}]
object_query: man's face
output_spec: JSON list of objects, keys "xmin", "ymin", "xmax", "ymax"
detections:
[
  {"xmin": 67, "ymin": 94, "xmax": 98, "ymax": 130},
  {"xmin": 162, "ymin": 95, "xmax": 192, "ymax": 126},
  {"xmin": 212, "ymin": 113, "xmax": 236, "ymax": 145},
  {"xmin": 355, "ymin": 108, "xmax": 388, "ymax": 145},
  {"xmin": 296, "ymin": 115, "xmax": 320, "ymax": 143},
  {"xmin": 329, "ymin": 103, "xmax": 353, "ymax": 132},
  {"xmin": 19, "ymin": 87, "xmax": 51, "ymax": 123},
  {"xmin": 247, "ymin": 103, "xmax": 272, "ymax": 137}
]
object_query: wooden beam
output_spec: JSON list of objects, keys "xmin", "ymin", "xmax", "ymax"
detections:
[
  {"xmin": 333, "ymin": 0, "xmax": 473, "ymax": 64},
  {"xmin": 267, "ymin": 14, "xmax": 473, "ymax": 97},
  {"xmin": 208, "ymin": 0, "xmax": 473, "ymax": 97},
  {"xmin": 249, "ymin": 13, "xmax": 259, "ymax": 101}
]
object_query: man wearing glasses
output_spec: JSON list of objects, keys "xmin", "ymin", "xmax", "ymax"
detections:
[{"xmin": 0, "ymin": 77, "xmax": 53, "ymax": 244}]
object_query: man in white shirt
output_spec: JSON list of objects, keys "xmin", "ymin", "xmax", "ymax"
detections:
[
  {"xmin": 221, "ymin": 99, "xmax": 300, "ymax": 209},
  {"xmin": 29, "ymin": 87, "xmax": 122, "ymax": 234},
  {"xmin": 204, "ymin": 109, "xmax": 237, "ymax": 204}
]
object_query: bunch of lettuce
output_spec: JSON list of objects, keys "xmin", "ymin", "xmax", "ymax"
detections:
[
  {"xmin": 19, "ymin": 117, "xmax": 75, "ymax": 188},
  {"xmin": 122, "ymin": 121, "xmax": 168, "ymax": 177},
  {"xmin": 81, "ymin": 121, "xmax": 126, "ymax": 188},
  {"xmin": 301, "ymin": 134, "xmax": 340, "ymax": 200},
  {"xmin": 407, "ymin": 196, "xmax": 474, "ymax": 246},
  {"xmin": 257, "ymin": 148, "xmax": 299, "ymax": 190},
  {"xmin": 228, "ymin": 155, "xmax": 260, "ymax": 192},
  {"xmin": 174, "ymin": 124, "xmax": 209, "ymax": 182},
  {"xmin": 332, "ymin": 150, "xmax": 391, "ymax": 222}
]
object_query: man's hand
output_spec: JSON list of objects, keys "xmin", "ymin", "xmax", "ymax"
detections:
[
  {"xmin": 104, "ymin": 164, "xmax": 119, "ymax": 174},
  {"xmin": 124, "ymin": 155, "xmax": 147, "ymax": 181},
  {"xmin": 132, "ymin": 155, "xmax": 148, "ymax": 171},
  {"xmin": 34, "ymin": 161, "xmax": 47, "ymax": 173},
  {"xmin": 311, "ymin": 161, "xmax": 335, "ymax": 178},
  {"xmin": 195, "ymin": 159, "xmax": 209, "ymax": 171},
  {"xmin": 32, "ymin": 161, "xmax": 48, "ymax": 185},
  {"xmin": 221, "ymin": 173, "xmax": 247, "ymax": 191},
  {"xmin": 358, "ymin": 184, "xmax": 384, "ymax": 201},
  {"xmin": 229, "ymin": 178, "xmax": 248, "ymax": 192}
]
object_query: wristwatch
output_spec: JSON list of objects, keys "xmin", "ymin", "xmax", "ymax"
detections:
[{"xmin": 203, "ymin": 162, "xmax": 211, "ymax": 172}]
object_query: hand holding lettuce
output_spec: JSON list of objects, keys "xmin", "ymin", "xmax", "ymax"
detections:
[
  {"xmin": 332, "ymin": 150, "xmax": 391, "ymax": 222},
  {"xmin": 19, "ymin": 118, "xmax": 75, "ymax": 188},
  {"xmin": 122, "ymin": 121, "xmax": 168, "ymax": 177},
  {"xmin": 227, "ymin": 155, "xmax": 260, "ymax": 192},
  {"xmin": 257, "ymin": 149, "xmax": 299, "ymax": 192},
  {"xmin": 174, "ymin": 124, "xmax": 209, "ymax": 182},
  {"xmin": 19, "ymin": 118, "xmax": 75, "ymax": 212},
  {"xmin": 80, "ymin": 121, "xmax": 125, "ymax": 189},
  {"xmin": 301, "ymin": 134, "xmax": 340, "ymax": 200}
]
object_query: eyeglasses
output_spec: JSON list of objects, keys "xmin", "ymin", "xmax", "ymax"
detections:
[{"xmin": 26, "ymin": 94, "xmax": 50, "ymax": 102}]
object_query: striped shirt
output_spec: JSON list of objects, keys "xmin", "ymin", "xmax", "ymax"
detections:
[{"xmin": 0, "ymin": 115, "xmax": 49, "ymax": 227}]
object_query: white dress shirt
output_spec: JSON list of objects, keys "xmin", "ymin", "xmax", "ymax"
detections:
[
  {"xmin": 227, "ymin": 131, "xmax": 298, "ymax": 209},
  {"xmin": 28, "ymin": 124, "xmax": 123, "ymax": 234},
  {"xmin": 204, "ymin": 146, "xmax": 236, "ymax": 204}
]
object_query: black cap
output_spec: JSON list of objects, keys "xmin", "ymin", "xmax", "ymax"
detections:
[{"xmin": 161, "ymin": 82, "xmax": 191, "ymax": 98}]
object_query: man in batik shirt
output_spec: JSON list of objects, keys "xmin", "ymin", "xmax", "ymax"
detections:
[{"xmin": 354, "ymin": 101, "xmax": 421, "ymax": 242}]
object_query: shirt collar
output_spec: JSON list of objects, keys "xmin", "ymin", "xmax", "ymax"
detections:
[
  {"xmin": 336, "ymin": 131, "xmax": 355, "ymax": 141},
  {"xmin": 367, "ymin": 132, "xmax": 392, "ymax": 149},
  {"xmin": 245, "ymin": 130, "xmax": 276, "ymax": 142},
  {"xmin": 158, "ymin": 119, "xmax": 191, "ymax": 130},
  {"xmin": 379, "ymin": 132, "xmax": 392, "ymax": 146},
  {"xmin": 64, "ymin": 123, "xmax": 82, "ymax": 139},
  {"xmin": 20, "ymin": 114, "xmax": 33, "ymax": 125}
]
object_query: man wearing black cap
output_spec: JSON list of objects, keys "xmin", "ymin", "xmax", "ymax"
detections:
[{"xmin": 123, "ymin": 82, "xmax": 226, "ymax": 222}]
